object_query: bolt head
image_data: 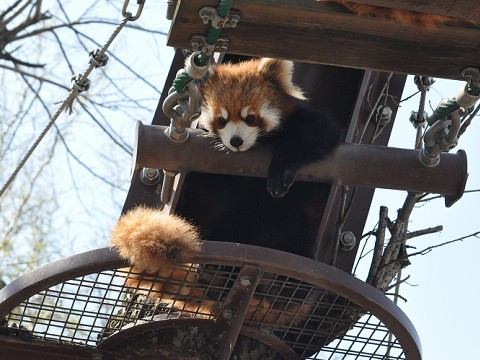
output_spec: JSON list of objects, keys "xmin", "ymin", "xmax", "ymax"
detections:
[
  {"xmin": 340, "ymin": 231, "xmax": 356, "ymax": 252},
  {"xmin": 240, "ymin": 276, "xmax": 252, "ymax": 287},
  {"xmin": 222, "ymin": 309, "xmax": 234, "ymax": 320}
]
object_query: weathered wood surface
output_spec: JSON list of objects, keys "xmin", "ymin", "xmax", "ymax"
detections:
[
  {"xmin": 167, "ymin": 0, "xmax": 480, "ymax": 80},
  {"xmin": 341, "ymin": 0, "xmax": 480, "ymax": 21}
]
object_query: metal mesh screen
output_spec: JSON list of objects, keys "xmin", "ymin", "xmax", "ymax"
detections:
[{"xmin": 2, "ymin": 264, "xmax": 405, "ymax": 359}]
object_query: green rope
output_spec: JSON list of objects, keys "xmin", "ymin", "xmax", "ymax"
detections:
[
  {"xmin": 217, "ymin": 0, "xmax": 234, "ymax": 17},
  {"xmin": 172, "ymin": 70, "xmax": 192, "ymax": 93},
  {"xmin": 206, "ymin": 27, "xmax": 223, "ymax": 46},
  {"xmin": 431, "ymin": 98, "xmax": 460, "ymax": 122},
  {"xmin": 430, "ymin": 83, "xmax": 480, "ymax": 122},
  {"xmin": 171, "ymin": 0, "xmax": 234, "ymax": 92}
]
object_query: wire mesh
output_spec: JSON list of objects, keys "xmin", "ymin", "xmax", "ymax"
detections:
[{"xmin": 2, "ymin": 263, "xmax": 406, "ymax": 359}]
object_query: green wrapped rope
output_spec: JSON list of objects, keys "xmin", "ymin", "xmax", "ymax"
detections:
[
  {"xmin": 217, "ymin": 0, "xmax": 234, "ymax": 17},
  {"xmin": 172, "ymin": 70, "xmax": 192, "ymax": 93},
  {"xmin": 431, "ymin": 98, "xmax": 460, "ymax": 122},
  {"xmin": 171, "ymin": 0, "xmax": 234, "ymax": 92}
]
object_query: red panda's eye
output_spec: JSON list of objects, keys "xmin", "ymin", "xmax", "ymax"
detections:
[
  {"xmin": 245, "ymin": 114, "xmax": 255, "ymax": 125},
  {"xmin": 217, "ymin": 117, "xmax": 227, "ymax": 126}
]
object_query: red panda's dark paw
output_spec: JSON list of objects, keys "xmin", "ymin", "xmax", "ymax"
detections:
[{"xmin": 267, "ymin": 164, "xmax": 296, "ymax": 199}]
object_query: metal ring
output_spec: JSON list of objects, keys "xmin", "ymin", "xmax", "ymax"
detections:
[{"xmin": 122, "ymin": 0, "xmax": 146, "ymax": 21}]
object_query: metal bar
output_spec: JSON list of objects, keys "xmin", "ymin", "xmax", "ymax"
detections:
[
  {"xmin": 208, "ymin": 266, "xmax": 262, "ymax": 360},
  {"xmin": 98, "ymin": 316, "xmax": 212, "ymax": 349},
  {"xmin": 0, "ymin": 337, "xmax": 120, "ymax": 360},
  {"xmin": 0, "ymin": 248, "xmax": 125, "ymax": 318},
  {"xmin": 99, "ymin": 316, "xmax": 299, "ymax": 359},
  {"xmin": 121, "ymin": 50, "xmax": 186, "ymax": 214},
  {"xmin": 0, "ymin": 244, "xmax": 422, "ymax": 359},
  {"xmin": 319, "ymin": 72, "xmax": 407, "ymax": 271},
  {"xmin": 132, "ymin": 123, "xmax": 467, "ymax": 204}
]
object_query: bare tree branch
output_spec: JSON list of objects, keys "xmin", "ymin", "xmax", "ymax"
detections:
[
  {"xmin": 405, "ymin": 225, "xmax": 443, "ymax": 240},
  {"xmin": 367, "ymin": 206, "xmax": 387, "ymax": 284},
  {"xmin": 407, "ymin": 231, "xmax": 480, "ymax": 257}
]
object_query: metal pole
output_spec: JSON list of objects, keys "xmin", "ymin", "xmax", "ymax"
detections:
[{"xmin": 132, "ymin": 123, "xmax": 467, "ymax": 207}]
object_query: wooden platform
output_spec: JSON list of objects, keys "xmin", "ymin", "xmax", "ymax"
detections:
[{"xmin": 167, "ymin": 0, "xmax": 480, "ymax": 80}]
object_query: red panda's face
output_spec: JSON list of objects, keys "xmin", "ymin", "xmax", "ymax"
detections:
[{"xmin": 198, "ymin": 58, "xmax": 305, "ymax": 152}]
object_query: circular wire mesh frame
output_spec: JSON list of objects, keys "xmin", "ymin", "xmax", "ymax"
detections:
[{"xmin": 0, "ymin": 243, "xmax": 422, "ymax": 359}]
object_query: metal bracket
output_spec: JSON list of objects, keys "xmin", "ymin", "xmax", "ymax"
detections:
[
  {"xmin": 461, "ymin": 67, "xmax": 480, "ymax": 89},
  {"xmin": 191, "ymin": 34, "xmax": 229, "ymax": 54},
  {"xmin": 207, "ymin": 266, "xmax": 262, "ymax": 360},
  {"xmin": 199, "ymin": 6, "xmax": 240, "ymax": 29},
  {"xmin": 414, "ymin": 75, "xmax": 434, "ymax": 91}
]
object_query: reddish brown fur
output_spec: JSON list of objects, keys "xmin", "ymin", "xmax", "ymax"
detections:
[
  {"xmin": 320, "ymin": 1, "xmax": 478, "ymax": 30},
  {"xmin": 110, "ymin": 206, "xmax": 202, "ymax": 274},
  {"xmin": 110, "ymin": 207, "xmax": 307, "ymax": 326},
  {"xmin": 199, "ymin": 58, "xmax": 300, "ymax": 133}
]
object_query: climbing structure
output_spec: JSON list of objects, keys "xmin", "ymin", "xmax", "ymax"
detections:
[{"xmin": 2, "ymin": 0, "xmax": 479, "ymax": 359}]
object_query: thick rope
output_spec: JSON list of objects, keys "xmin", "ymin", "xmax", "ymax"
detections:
[
  {"xmin": 0, "ymin": 13, "xmax": 134, "ymax": 199},
  {"xmin": 415, "ymin": 88, "xmax": 427, "ymax": 150}
]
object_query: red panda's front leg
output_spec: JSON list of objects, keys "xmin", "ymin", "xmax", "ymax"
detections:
[{"xmin": 266, "ymin": 104, "xmax": 341, "ymax": 199}]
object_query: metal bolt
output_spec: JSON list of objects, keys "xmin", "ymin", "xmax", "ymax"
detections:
[
  {"xmin": 229, "ymin": 15, "xmax": 240, "ymax": 28},
  {"xmin": 339, "ymin": 231, "xmax": 356, "ymax": 252},
  {"xmin": 418, "ymin": 149, "xmax": 440, "ymax": 167},
  {"xmin": 190, "ymin": 37, "xmax": 202, "ymax": 52},
  {"xmin": 375, "ymin": 105, "xmax": 392, "ymax": 126},
  {"xmin": 200, "ymin": 14, "xmax": 210, "ymax": 24},
  {"xmin": 140, "ymin": 168, "xmax": 161, "ymax": 186},
  {"xmin": 240, "ymin": 276, "xmax": 252, "ymax": 287},
  {"xmin": 222, "ymin": 309, "xmax": 234, "ymax": 320},
  {"xmin": 217, "ymin": 39, "xmax": 229, "ymax": 53}
]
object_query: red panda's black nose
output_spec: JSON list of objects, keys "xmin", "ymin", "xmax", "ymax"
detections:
[{"xmin": 230, "ymin": 136, "xmax": 244, "ymax": 148}]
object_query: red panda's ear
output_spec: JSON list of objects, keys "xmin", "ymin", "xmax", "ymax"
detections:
[{"xmin": 257, "ymin": 58, "xmax": 306, "ymax": 100}]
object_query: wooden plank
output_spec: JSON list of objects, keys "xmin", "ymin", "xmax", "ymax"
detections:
[
  {"xmin": 339, "ymin": 0, "xmax": 480, "ymax": 21},
  {"xmin": 167, "ymin": 0, "xmax": 480, "ymax": 80}
]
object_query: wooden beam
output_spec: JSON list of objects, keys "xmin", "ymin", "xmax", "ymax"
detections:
[
  {"xmin": 168, "ymin": 0, "xmax": 480, "ymax": 80},
  {"xmin": 341, "ymin": 0, "xmax": 480, "ymax": 21}
]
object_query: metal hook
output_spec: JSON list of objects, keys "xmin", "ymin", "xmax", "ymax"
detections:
[{"xmin": 122, "ymin": 0, "xmax": 146, "ymax": 21}]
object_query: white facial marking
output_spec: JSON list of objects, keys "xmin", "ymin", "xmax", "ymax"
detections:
[
  {"xmin": 197, "ymin": 106, "xmax": 214, "ymax": 132},
  {"xmin": 218, "ymin": 122, "xmax": 259, "ymax": 152},
  {"xmin": 259, "ymin": 103, "xmax": 282, "ymax": 131},
  {"xmin": 241, "ymin": 106, "xmax": 249, "ymax": 119},
  {"xmin": 221, "ymin": 107, "xmax": 228, "ymax": 119}
]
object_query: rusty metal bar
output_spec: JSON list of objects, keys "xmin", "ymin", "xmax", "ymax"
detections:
[
  {"xmin": 132, "ymin": 123, "xmax": 467, "ymax": 206},
  {"xmin": 208, "ymin": 266, "xmax": 262, "ymax": 360},
  {"xmin": 98, "ymin": 316, "xmax": 213, "ymax": 349},
  {"xmin": 0, "ymin": 337, "xmax": 119, "ymax": 360},
  {"xmin": 0, "ymin": 244, "xmax": 421, "ymax": 359}
]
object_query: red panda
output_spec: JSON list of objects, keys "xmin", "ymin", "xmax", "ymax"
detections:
[
  {"xmin": 109, "ymin": 59, "xmax": 341, "ymax": 336},
  {"xmin": 198, "ymin": 58, "xmax": 341, "ymax": 198},
  {"xmin": 320, "ymin": 0, "xmax": 478, "ymax": 30}
]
